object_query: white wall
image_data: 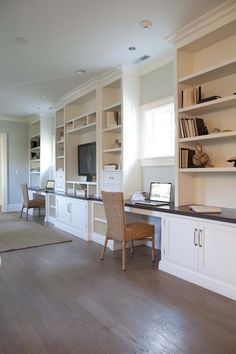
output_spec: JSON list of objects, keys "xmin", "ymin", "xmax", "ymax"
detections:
[{"xmin": 140, "ymin": 62, "xmax": 175, "ymax": 197}]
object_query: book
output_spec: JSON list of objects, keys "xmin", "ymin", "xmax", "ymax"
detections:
[
  {"xmin": 103, "ymin": 163, "xmax": 118, "ymax": 170},
  {"xmin": 189, "ymin": 205, "xmax": 221, "ymax": 213},
  {"xmin": 182, "ymin": 88, "xmax": 197, "ymax": 107},
  {"xmin": 179, "ymin": 148, "xmax": 195, "ymax": 168}
]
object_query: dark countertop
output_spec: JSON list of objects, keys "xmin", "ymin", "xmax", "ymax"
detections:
[
  {"xmin": 28, "ymin": 188, "xmax": 236, "ymax": 225},
  {"xmin": 125, "ymin": 201, "xmax": 236, "ymax": 225}
]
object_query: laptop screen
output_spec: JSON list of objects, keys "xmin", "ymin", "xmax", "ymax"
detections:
[
  {"xmin": 149, "ymin": 182, "xmax": 171, "ymax": 202},
  {"xmin": 46, "ymin": 180, "xmax": 55, "ymax": 190}
]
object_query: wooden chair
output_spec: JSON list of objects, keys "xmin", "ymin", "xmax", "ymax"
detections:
[
  {"xmin": 20, "ymin": 183, "xmax": 45, "ymax": 221},
  {"xmin": 101, "ymin": 191, "xmax": 155, "ymax": 270}
]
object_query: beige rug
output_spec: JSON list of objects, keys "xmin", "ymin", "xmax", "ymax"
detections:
[{"xmin": 0, "ymin": 213, "xmax": 72, "ymax": 253}]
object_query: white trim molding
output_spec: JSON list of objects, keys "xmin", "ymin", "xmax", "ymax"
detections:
[
  {"xmin": 138, "ymin": 55, "xmax": 173, "ymax": 76},
  {"xmin": 0, "ymin": 134, "xmax": 8, "ymax": 212},
  {"xmin": 140, "ymin": 156, "xmax": 174, "ymax": 167},
  {"xmin": 166, "ymin": 0, "xmax": 236, "ymax": 46}
]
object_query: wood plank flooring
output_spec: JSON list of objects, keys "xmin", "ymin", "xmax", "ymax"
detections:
[{"xmin": 0, "ymin": 216, "xmax": 236, "ymax": 354}]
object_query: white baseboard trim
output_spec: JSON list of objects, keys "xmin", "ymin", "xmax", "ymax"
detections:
[
  {"xmin": 159, "ymin": 260, "xmax": 236, "ymax": 301},
  {"xmin": 54, "ymin": 221, "xmax": 89, "ymax": 241}
]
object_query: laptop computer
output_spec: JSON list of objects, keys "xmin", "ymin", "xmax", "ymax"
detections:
[
  {"xmin": 135, "ymin": 182, "xmax": 172, "ymax": 206},
  {"xmin": 45, "ymin": 180, "xmax": 55, "ymax": 193}
]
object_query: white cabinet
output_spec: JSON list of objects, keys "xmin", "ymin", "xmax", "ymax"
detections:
[
  {"xmin": 199, "ymin": 222, "xmax": 236, "ymax": 285},
  {"xmin": 164, "ymin": 216, "xmax": 198, "ymax": 271},
  {"xmin": 55, "ymin": 195, "xmax": 89, "ymax": 240},
  {"xmin": 160, "ymin": 214, "xmax": 236, "ymax": 300}
]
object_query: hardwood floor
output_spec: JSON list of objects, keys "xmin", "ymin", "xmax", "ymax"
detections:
[{"xmin": 0, "ymin": 217, "xmax": 236, "ymax": 354}]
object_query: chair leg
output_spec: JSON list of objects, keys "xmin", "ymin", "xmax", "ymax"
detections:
[
  {"xmin": 151, "ymin": 235, "xmax": 155, "ymax": 262},
  {"xmin": 130, "ymin": 240, "xmax": 134, "ymax": 254},
  {"xmin": 26, "ymin": 208, "xmax": 29, "ymax": 221},
  {"xmin": 20, "ymin": 205, "xmax": 24, "ymax": 218},
  {"xmin": 100, "ymin": 236, "xmax": 109, "ymax": 260},
  {"xmin": 122, "ymin": 241, "xmax": 127, "ymax": 271}
]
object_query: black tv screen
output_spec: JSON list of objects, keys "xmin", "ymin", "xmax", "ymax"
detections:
[{"xmin": 78, "ymin": 142, "xmax": 96, "ymax": 177}]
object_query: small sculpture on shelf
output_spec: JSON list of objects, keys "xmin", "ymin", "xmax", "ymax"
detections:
[
  {"xmin": 192, "ymin": 144, "xmax": 212, "ymax": 167},
  {"xmin": 227, "ymin": 157, "xmax": 236, "ymax": 167}
]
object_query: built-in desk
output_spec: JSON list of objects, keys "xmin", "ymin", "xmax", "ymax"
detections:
[{"xmin": 29, "ymin": 189, "xmax": 236, "ymax": 301}]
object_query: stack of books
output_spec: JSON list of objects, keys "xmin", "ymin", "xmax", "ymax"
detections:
[
  {"xmin": 179, "ymin": 148, "xmax": 195, "ymax": 168},
  {"xmin": 179, "ymin": 117, "xmax": 207, "ymax": 138},
  {"xmin": 103, "ymin": 163, "xmax": 118, "ymax": 171},
  {"xmin": 181, "ymin": 86, "xmax": 201, "ymax": 108}
]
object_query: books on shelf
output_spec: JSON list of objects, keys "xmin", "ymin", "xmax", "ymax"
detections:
[
  {"xmin": 179, "ymin": 148, "xmax": 195, "ymax": 168},
  {"xmin": 181, "ymin": 86, "xmax": 201, "ymax": 108},
  {"xmin": 103, "ymin": 163, "xmax": 118, "ymax": 171},
  {"xmin": 179, "ymin": 117, "xmax": 208, "ymax": 138},
  {"xmin": 106, "ymin": 111, "xmax": 121, "ymax": 128}
]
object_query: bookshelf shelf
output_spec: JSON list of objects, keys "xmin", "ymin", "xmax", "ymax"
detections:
[
  {"xmin": 179, "ymin": 95, "xmax": 236, "ymax": 114},
  {"xmin": 66, "ymin": 122, "xmax": 96, "ymax": 135},
  {"xmin": 178, "ymin": 58, "xmax": 236, "ymax": 85},
  {"xmin": 179, "ymin": 167, "xmax": 236, "ymax": 173},
  {"xmin": 179, "ymin": 131, "xmax": 236, "ymax": 143},
  {"xmin": 56, "ymin": 155, "xmax": 64, "ymax": 159},
  {"xmin": 103, "ymin": 148, "xmax": 122, "ymax": 153},
  {"xmin": 94, "ymin": 217, "xmax": 107, "ymax": 224},
  {"xmin": 102, "ymin": 125, "xmax": 121, "ymax": 133},
  {"xmin": 103, "ymin": 102, "xmax": 121, "ymax": 112}
]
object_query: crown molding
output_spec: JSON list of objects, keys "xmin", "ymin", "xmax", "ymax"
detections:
[
  {"xmin": 166, "ymin": 0, "xmax": 236, "ymax": 45},
  {"xmin": 57, "ymin": 77, "xmax": 98, "ymax": 107},
  {"xmin": 0, "ymin": 115, "xmax": 31, "ymax": 123}
]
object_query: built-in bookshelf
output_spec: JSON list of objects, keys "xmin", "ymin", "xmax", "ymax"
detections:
[
  {"xmin": 29, "ymin": 121, "xmax": 41, "ymax": 187},
  {"xmin": 175, "ymin": 19, "xmax": 236, "ymax": 208},
  {"xmin": 64, "ymin": 88, "xmax": 98, "ymax": 195}
]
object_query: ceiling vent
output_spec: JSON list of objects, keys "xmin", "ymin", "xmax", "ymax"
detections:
[{"xmin": 133, "ymin": 55, "xmax": 150, "ymax": 64}]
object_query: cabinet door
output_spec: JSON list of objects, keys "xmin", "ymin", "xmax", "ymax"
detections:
[
  {"xmin": 56, "ymin": 196, "xmax": 71, "ymax": 224},
  {"xmin": 71, "ymin": 199, "xmax": 88, "ymax": 233},
  {"xmin": 199, "ymin": 222, "xmax": 236, "ymax": 284},
  {"xmin": 164, "ymin": 216, "xmax": 198, "ymax": 270}
]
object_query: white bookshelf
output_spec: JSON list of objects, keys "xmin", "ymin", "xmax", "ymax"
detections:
[
  {"xmin": 175, "ymin": 18, "xmax": 236, "ymax": 208},
  {"xmin": 29, "ymin": 121, "xmax": 41, "ymax": 187}
]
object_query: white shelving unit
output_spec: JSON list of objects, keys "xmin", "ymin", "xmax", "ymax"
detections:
[
  {"xmin": 100, "ymin": 69, "xmax": 140, "ymax": 196},
  {"xmin": 175, "ymin": 18, "xmax": 236, "ymax": 208},
  {"xmin": 29, "ymin": 121, "xmax": 41, "ymax": 187},
  {"xmin": 55, "ymin": 108, "xmax": 65, "ymax": 192},
  {"xmin": 64, "ymin": 87, "xmax": 98, "ymax": 196}
]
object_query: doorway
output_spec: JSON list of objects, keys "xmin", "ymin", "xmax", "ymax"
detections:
[{"xmin": 0, "ymin": 134, "xmax": 8, "ymax": 212}]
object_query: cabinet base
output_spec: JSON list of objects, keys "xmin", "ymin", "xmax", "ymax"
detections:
[{"xmin": 159, "ymin": 260, "xmax": 236, "ymax": 301}]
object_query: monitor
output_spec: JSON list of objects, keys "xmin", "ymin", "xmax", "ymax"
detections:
[{"xmin": 149, "ymin": 182, "xmax": 171, "ymax": 203}]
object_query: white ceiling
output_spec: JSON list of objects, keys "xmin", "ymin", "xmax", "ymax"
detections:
[{"xmin": 0, "ymin": 0, "xmax": 227, "ymax": 118}]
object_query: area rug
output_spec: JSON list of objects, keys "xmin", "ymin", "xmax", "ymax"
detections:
[{"xmin": 0, "ymin": 213, "xmax": 72, "ymax": 253}]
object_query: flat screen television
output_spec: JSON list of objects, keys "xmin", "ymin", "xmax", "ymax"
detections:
[{"xmin": 78, "ymin": 142, "xmax": 96, "ymax": 181}]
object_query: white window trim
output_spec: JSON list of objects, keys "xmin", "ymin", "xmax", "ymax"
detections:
[{"xmin": 139, "ymin": 96, "xmax": 174, "ymax": 167}]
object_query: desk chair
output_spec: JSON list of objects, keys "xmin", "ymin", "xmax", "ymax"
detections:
[
  {"xmin": 101, "ymin": 191, "xmax": 155, "ymax": 270},
  {"xmin": 20, "ymin": 183, "xmax": 45, "ymax": 221}
]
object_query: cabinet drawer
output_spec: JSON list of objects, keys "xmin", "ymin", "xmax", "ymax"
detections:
[
  {"xmin": 102, "ymin": 184, "xmax": 122, "ymax": 192},
  {"xmin": 102, "ymin": 171, "xmax": 122, "ymax": 185}
]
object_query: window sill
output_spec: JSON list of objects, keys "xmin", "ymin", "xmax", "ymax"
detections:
[{"xmin": 140, "ymin": 156, "xmax": 175, "ymax": 167}]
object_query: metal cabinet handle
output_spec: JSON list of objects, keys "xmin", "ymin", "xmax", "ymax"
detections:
[
  {"xmin": 67, "ymin": 203, "xmax": 72, "ymax": 213},
  {"xmin": 199, "ymin": 229, "xmax": 203, "ymax": 247},
  {"xmin": 194, "ymin": 228, "xmax": 198, "ymax": 246}
]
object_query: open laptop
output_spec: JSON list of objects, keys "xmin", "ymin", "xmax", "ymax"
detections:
[
  {"xmin": 45, "ymin": 180, "xmax": 55, "ymax": 193},
  {"xmin": 135, "ymin": 182, "xmax": 172, "ymax": 206}
]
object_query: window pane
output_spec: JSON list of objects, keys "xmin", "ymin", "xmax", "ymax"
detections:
[{"xmin": 142, "ymin": 102, "xmax": 174, "ymax": 158}]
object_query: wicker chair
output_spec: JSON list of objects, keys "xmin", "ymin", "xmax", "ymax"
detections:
[
  {"xmin": 101, "ymin": 191, "xmax": 155, "ymax": 270},
  {"xmin": 20, "ymin": 183, "xmax": 45, "ymax": 221}
]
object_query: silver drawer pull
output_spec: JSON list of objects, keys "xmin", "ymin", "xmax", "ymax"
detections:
[
  {"xmin": 199, "ymin": 229, "xmax": 203, "ymax": 247},
  {"xmin": 194, "ymin": 228, "xmax": 198, "ymax": 246}
]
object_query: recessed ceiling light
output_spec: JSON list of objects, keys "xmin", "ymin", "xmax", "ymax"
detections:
[
  {"xmin": 43, "ymin": 95, "xmax": 47, "ymax": 100},
  {"xmin": 128, "ymin": 46, "xmax": 136, "ymax": 51},
  {"xmin": 15, "ymin": 36, "xmax": 30, "ymax": 45},
  {"xmin": 76, "ymin": 69, "xmax": 86, "ymax": 74},
  {"xmin": 49, "ymin": 107, "xmax": 54, "ymax": 110},
  {"xmin": 140, "ymin": 20, "xmax": 152, "ymax": 31}
]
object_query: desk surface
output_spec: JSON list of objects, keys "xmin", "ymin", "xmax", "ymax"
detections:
[{"xmin": 28, "ymin": 188, "xmax": 236, "ymax": 225}]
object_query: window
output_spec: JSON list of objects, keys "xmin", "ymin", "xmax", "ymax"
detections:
[{"xmin": 140, "ymin": 96, "xmax": 175, "ymax": 166}]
